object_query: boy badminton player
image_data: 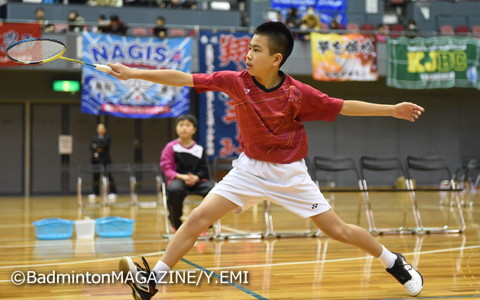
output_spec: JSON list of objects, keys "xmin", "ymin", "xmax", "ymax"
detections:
[{"xmin": 107, "ymin": 21, "xmax": 425, "ymax": 299}]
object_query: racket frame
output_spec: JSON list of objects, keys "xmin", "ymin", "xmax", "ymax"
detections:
[
  {"xmin": 6, "ymin": 38, "xmax": 111, "ymax": 72},
  {"xmin": 6, "ymin": 38, "xmax": 67, "ymax": 65}
]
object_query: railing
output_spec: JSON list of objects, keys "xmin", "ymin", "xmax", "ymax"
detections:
[{"xmin": 5, "ymin": 19, "xmax": 480, "ymax": 39}]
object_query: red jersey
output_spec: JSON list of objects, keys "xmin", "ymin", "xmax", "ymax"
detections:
[{"xmin": 193, "ymin": 70, "xmax": 344, "ymax": 164}]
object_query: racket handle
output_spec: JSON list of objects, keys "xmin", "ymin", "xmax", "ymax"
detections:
[{"xmin": 94, "ymin": 64, "xmax": 112, "ymax": 72}]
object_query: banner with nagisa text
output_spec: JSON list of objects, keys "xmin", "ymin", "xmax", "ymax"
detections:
[
  {"xmin": 310, "ymin": 32, "xmax": 378, "ymax": 81},
  {"xmin": 0, "ymin": 23, "xmax": 42, "ymax": 67},
  {"xmin": 197, "ymin": 30, "xmax": 251, "ymax": 160},
  {"xmin": 387, "ymin": 36, "xmax": 480, "ymax": 90},
  {"xmin": 81, "ymin": 32, "xmax": 192, "ymax": 118}
]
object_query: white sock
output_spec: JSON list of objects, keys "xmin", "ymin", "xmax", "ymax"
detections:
[
  {"xmin": 152, "ymin": 260, "xmax": 171, "ymax": 282},
  {"xmin": 377, "ymin": 245, "xmax": 397, "ymax": 269}
]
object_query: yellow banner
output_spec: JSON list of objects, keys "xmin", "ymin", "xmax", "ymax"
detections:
[{"xmin": 310, "ymin": 33, "xmax": 378, "ymax": 81}]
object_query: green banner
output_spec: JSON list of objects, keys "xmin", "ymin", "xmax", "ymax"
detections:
[{"xmin": 387, "ymin": 36, "xmax": 480, "ymax": 89}]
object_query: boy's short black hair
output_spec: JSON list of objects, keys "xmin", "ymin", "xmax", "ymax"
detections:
[
  {"xmin": 254, "ymin": 21, "xmax": 294, "ymax": 67},
  {"xmin": 175, "ymin": 114, "xmax": 197, "ymax": 128}
]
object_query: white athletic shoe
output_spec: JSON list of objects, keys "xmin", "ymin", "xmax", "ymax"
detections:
[{"xmin": 386, "ymin": 252, "xmax": 424, "ymax": 296}]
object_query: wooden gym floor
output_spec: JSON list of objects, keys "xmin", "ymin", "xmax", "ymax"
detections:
[{"xmin": 0, "ymin": 190, "xmax": 479, "ymax": 300}]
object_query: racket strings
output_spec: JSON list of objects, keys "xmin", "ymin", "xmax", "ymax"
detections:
[{"xmin": 7, "ymin": 40, "xmax": 65, "ymax": 64}]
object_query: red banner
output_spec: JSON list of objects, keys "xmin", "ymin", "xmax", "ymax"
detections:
[{"xmin": 0, "ymin": 23, "xmax": 42, "ymax": 67}]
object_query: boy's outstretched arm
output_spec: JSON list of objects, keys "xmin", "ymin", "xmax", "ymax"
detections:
[
  {"xmin": 340, "ymin": 100, "xmax": 425, "ymax": 122},
  {"xmin": 106, "ymin": 62, "xmax": 194, "ymax": 87}
]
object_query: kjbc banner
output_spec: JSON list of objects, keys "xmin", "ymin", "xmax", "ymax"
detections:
[
  {"xmin": 0, "ymin": 23, "xmax": 41, "ymax": 67},
  {"xmin": 81, "ymin": 32, "xmax": 192, "ymax": 118},
  {"xmin": 311, "ymin": 32, "xmax": 378, "ymax": 81},
  {"xmin": 197, "ymin": 30, "xmax": 251, "ymax": 159},
  {"xmin": 387, "ymin": 36, "xmax": 480, "ymax": 90}
]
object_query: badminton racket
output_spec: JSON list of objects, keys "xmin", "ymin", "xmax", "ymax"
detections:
[{"xmin": 6, "ymin": 38, "xmax": 111, "ymax": 72}]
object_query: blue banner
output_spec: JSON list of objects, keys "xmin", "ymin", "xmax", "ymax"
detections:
[
  {"xmin": 272, "ymin": 0, "xmax": 348, "ymax": 27},
  {"xmin": 81, "ymin": 32, "xmax": 192, "ymax": 118},
  {"xmin": 197, "ymin": 30, "xmax": 251, "ymax": 160}
]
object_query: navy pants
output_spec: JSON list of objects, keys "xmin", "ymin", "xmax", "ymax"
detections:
[{"xmin": 167, "ymin": 179, "xmax": 214, "ymax": 230}]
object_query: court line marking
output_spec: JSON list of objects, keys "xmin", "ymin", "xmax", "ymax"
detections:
[
  {"xmin": 0, "ymin": 251, "xmax": 165, "ymax": 270},
  {"xmin": 1, "ymin": 244, "xmax": 478, "ymax": 272},
  {"xmin": 201, "ymin": 244, "xmax": 480, "ymax": 272},
  {"xmin": 1, "ymin": 242, "xmax": 480, "ymax": 300},
  {"xmin": 181, "ymin": 257, "xmax": 268, "ymax": 300},
  {"xmin": 219, "ymin": 225, "xmax": 250, "ymax": 234},
  {"xmin": 0, "ymin": 238, "xmax": 172, "ymax": 249}
]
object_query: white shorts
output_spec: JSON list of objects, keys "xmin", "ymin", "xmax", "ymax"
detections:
[{"xmin": 210, "ymin": 153, "xmax": 331, "ymax": 218}]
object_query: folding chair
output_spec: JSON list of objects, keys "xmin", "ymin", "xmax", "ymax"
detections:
[
  {"xmin": 390, "ymin": 24, "xmax": 405, "ymax": 38},
  {"xmin": 310, "ymin": 156, "xmax": 365, "ymax": 236},
  {"xmin": 440, "ymin": 25, "xmax": 454, "ymax": 36},
  {"xmin": 472, "ymin": 25, "xmax": 480, "ymax": 37},
  {"xmin": 455, "ymin": 158, "xmax": 480, "ymax": 207},
  {"xmin": 462, "ymin": 159, "xmax": 480, "ymax": 207},
  {"xmin": 77, "ymin": 164, "xmax": 108, "ymax": 206},
  {"xmin": 105, "ymin": 163, "xmax": 136, "ymax": 206},
  {"xmin": 455, "ymin": 25, "xmax": 470, "ymax": 36},
  {"xmin": 406, "ymin": 155, "xmax": 466, "ymax": 233},
  {"xmin": 130, "ymin": 27, "xmax": 150, "ymax": 36},
  {"xmin": 346, "ymin": 23, "xmax": 359, "ymax": 32},
  {"xmin": 162, "ymin": 159, "xmax": 221, "ymax": 239},
  {"xmin": 359, "ymin": 156, "xmax": 417, "ymax": 234},
  {"xmin": 312, "ymin": 156, "xmax": 362, "ymax": 191},
  {"xmin": 132, "ymin": 163, "xmax": 163, "ymax": 207},
  {"xmin": 360, "ymin": 23, "xmax": 375, "ymax": 33}
]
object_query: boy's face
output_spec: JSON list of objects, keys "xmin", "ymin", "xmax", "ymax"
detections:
[
  {"xmin": 176, "ymin": 119, "xmax": 196, "ymax": 139},
  {"xmin": 246, "ymin": 34, "xmax": 282, "ymax": 77}
]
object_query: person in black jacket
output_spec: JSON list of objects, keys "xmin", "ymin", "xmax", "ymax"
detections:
[
  {"xmin": 89, "ymin": 123, "xmax": 117, "ymax": 200},
  {"xmin": 102, "ymin": 14, "xmax": 128, "ymax": 36}
]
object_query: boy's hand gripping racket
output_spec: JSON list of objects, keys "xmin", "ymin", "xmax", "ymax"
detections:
[{"xmin": 6, "ymin": 38, "xmax": 111, "ymax": 72}]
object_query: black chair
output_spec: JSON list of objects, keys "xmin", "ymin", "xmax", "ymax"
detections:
[
  {"xmin": 455, "ymin": 159, "xmax": 480, "ymax": 207},
  {"xmin": 77, "ymin": 164, "xmax": 107, "ymax": 206},
  {"xmin": 210, "ymin": 156, "xmax": 236, "ymax": 183},
  {"xmin": 161, "ymin": 159, "xmax": 221, "ymax": 239},
  {"xmin": 406, "ymin": 155, "xmax": 466, "ymax": 233},
  {"xmin": 132, "ymin": 163, "xmax": 163, "ymax": 206},
  {"xmin": 359, "ymin": 156, "xmax": 417, "ymax": 234},
  {"xmin": 310, "ymin": 156, "xmax": 365, "ymax": 235},
  {"xmin": 312, "ymin": 156, "xmax": 362, "ymax": 190}
]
